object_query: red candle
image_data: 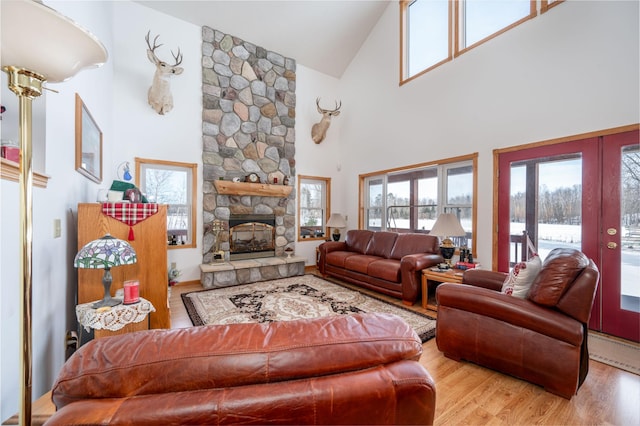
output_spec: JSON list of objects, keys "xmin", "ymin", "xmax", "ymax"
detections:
[{"xmin": 123, "ymin": 280, "xmax": 140, "ymax": 304}]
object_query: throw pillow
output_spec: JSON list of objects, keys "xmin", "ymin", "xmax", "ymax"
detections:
[{"xmin": 501, "ymin": 254, "xmax": 542, "ymax": 298}]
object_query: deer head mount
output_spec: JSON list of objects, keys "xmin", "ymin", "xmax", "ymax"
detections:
[
  {"xmin": 311, "ymin": 98, "xmax": 342, "ymax": 144},
  {"xmin": 145, "ymin": 31, "xmax": 183, "ymax": 115}
]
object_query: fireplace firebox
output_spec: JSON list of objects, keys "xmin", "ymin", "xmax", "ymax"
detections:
[{"xmin": 229, "ymin": 214, "xmax": 276, "ymax": 260}]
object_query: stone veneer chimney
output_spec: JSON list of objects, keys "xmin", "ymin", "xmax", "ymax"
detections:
[{"xmin": 201, "ymin": 26, "xmax": 296, "ymax": 263}]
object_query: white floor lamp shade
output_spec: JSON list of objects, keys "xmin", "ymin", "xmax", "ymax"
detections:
[{"xmin": 1, "ymin": 1, "xmax": 107, "ymax": 423}]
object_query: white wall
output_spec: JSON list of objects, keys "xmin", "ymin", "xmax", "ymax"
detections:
[
  {"xmin": 112, "ymin": 2, "xmax": 202, "ymax": 281},
  {"xmin": 1, "ymin": 1, "xmax": 114, "ymax": 419},
  {"xmin": 293, "ymin": 65, "xmax": 343, "ymax": 263},
  {"xmin": 338, "ymin": 0, "xmax": 639, "ymax": 267}
]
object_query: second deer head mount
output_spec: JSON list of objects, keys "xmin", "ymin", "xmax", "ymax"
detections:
[
  {"xmin": 311, "ymin": 98, "xmax": 342, "ymax": 144},
  {"xmin": 145, "ymin": 30, "xmax": 184, "ymax": 115}
]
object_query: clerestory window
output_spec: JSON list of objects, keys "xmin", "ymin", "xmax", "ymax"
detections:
[{"xmin": 401, "ymin": 0, "xmax": 546, "ymax": 84}]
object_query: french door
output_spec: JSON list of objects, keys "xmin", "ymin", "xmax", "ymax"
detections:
[{"xmin": 497, "ymin": 128, "xmax": 639, "ymax": 342}]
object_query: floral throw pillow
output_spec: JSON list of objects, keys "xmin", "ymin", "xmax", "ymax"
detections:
[{"xmin": 501, "ymin": 254, "xmax": 542, "ymax": 298}]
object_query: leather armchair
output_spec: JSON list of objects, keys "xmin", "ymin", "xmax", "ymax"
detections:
[
  {"xmin": 48, "ymin": 313, "xmax": 436, "ymax": 425},
  {"xmin": 435, "ymin": 248, "xmax": 599, "ymax": 399}
]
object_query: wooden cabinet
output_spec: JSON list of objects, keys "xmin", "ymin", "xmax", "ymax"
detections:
[{"xmin": 77, "ymin": 203, "xmax": 170, "ymax": 329}]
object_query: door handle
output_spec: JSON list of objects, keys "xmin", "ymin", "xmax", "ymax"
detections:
[{"xmin": 607, "ymin": 242, "xmax": 617, "ymax": 249}]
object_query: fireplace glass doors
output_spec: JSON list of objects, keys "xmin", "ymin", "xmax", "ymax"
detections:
[{"xmin": 229, "ymin": 214, "xmax": 276, "ymax": 260}]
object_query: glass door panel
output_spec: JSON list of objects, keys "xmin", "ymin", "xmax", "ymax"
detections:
[{"xmin": 601, "ymin": 132, "xmax": 640, "ymax": 341}]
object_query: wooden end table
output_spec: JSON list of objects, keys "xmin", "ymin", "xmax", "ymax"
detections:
[{"xmin": 421, "ymin": 268, "xmax": 465, "ymax": 310}]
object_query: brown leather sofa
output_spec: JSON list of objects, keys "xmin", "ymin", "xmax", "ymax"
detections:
[
  {"xmin": 435, "ymin": 248, "xmax": 599, "ymax": 399},
  {"xmin": 48, "ymin": 313, "xmax": 437, "ymax": 425},
  {"xmin": 318, "ymin": 230, "xmax": 443, "ymax": 305}
]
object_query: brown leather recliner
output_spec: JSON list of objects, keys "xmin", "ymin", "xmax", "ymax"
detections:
[
  {"xmin": 435, "ymin": 248, "xmax": 599, "ymax": 399},
  {"xmin": 48, "ymin": 313, "xmax": 437, "ymax": 425}
]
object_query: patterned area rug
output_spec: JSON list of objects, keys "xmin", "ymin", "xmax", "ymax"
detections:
[
  {"xmin": 182, "ymin": 275, "xmax": 436, "ymax": 342},
  {"xmin": 589, "ymin": 332, "xmax": 640, "ymax": 375}
]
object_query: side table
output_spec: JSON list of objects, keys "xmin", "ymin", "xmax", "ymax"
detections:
[
  {"xmin": 421, "ymin": 268, "xmax": 465, "ymax": 310},
  {"xmin": 76, "ymin": 297, "xmax": 155, "ymax": 339}
]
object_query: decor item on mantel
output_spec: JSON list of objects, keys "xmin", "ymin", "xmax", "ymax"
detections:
[
  {"xmin": 311, "ymin": 98, "xmax": 342, "ymax": 144},
  {"xmin": 74, "ymin": 234, "xmax": 137, "ymax": 308},
  {"xmin": 326, "ymin": 213, "xmax": 347, "ymax": 241},
  {"xmin": 1, "ymin": 0, "xmax": 107, "ymax": 422},
  {"xmin": 145, "ymin": 30, "xmax": 183, "ymax": 115},
  {"xmin": 429, "ymin": 213, "xmax": 466, "ymax": 267}
]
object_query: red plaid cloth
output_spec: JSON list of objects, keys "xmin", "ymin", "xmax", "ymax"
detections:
[{"xmin": 101, "ymin": 203, "xmax": 159, "ymax": 240}]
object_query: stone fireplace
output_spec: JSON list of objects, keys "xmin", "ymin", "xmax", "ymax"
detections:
[{"xmin": 201, "ymin": 26, "xmax": 297, "ymax": 267}]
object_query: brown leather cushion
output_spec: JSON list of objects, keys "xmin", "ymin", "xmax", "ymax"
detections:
[
  {"xmin": 365, "ymin": 231, "xmax": 398, "ymax": 258},
  {"xmin": 326, "ymin": 251, "xmax": 356, "ymax": 268},
  {"xmin": 390, "ymin": 233, "xmax": 438, "ymax": 260},
  {"xmin": 368, "ymin": 259, "xmax": 401, "ymax": 283},
  {"xmin": 528, "ymin": 248, "xmax": 589, "ymax": 307},
  {"xmin": 344, "ymin": 254, "xmax": 380, "ymax": 274},
  {"xmin": 345, "ymin": 230, "xmax": 373, "ymax": 254}
]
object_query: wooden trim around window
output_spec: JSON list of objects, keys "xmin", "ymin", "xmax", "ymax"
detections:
[
  {"xmin": 135, "ymin": 157, "xmax": 198, "ymax": 249},
  {"xmin": 297, "ymin": 175, "xmax": 331, "ymax": 242},
  {"xmin": 541, "ymin": 0, "xmax": 564, "ymax": 14}
]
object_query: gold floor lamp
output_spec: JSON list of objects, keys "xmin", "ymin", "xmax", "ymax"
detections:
[{"xmin": 1, "ymin": 0, "xmax": 107, "ymax": 423}]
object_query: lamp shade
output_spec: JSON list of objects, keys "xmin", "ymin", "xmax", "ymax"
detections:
[
  {"xmin": 1, "ymin": 0, "xmax": 108, "ymax": 83},
  {"xmin": 429, "ymin": 213, "xmax": 466, "ymax": 238},
  {"xmin": 326, "ymin": 213, "xmax": 347, "ymax": 228},
  {"xmin": 74, "ymin": 234, "xmax": 137, "ymax": 269}
]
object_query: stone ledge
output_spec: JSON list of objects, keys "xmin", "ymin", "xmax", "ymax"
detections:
[
  {"xmin": 200, "ymin": 256, "xmax": 305, "ymax": 289},
  {"xmin": 200, "ymin": 256, "xmax": 305, "ymax": 273}
]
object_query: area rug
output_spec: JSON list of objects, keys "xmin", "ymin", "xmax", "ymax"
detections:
[
  {"xmin": 589, "ymin": 332, "xmax": 640, "ymax": 375},
  {"xmin": 182, "ymin": 275, "xmax": 436, "ymax": 342}
]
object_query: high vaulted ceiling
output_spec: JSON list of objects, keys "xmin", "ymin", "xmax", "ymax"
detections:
[{"xmin": 135, "ymin": 1, "xmax": 391, "ymax": 78}]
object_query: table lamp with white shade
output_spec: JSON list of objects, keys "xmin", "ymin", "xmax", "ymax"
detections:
[
  {"xmin": 429, "ymin": 213, "xmax": 466, "ymax": 267},
  {"xmin": 326, "ymin": 213, "xmax": 347, "ymax": 241}
]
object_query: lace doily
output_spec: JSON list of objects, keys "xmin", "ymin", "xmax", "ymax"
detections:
[{"xmin": 76, "ymin": 298, "xmax": 156, "ymax": 332}]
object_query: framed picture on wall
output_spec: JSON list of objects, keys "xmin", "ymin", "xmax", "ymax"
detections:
[{"xmin": 75, "ymin": 93, "xmax": 102, "ymax": 183}]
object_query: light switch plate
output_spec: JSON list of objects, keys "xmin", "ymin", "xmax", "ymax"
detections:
[{"xmin": 53, "ymin": 218, "xmax": 61, "ymax": 238}]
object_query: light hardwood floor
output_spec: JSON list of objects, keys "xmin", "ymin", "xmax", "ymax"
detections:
[{"xmin": 170, "ymin": 272, "xmax": 640, "ymax": 426}]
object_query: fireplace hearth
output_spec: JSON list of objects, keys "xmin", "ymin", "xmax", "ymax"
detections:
[{"xmin": 229, "ymin": 214, "xmax": 276, "ymax": 260}]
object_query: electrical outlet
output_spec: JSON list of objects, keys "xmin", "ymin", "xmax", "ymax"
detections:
[
  {"xmin": 171, "ymin": 262, "xmax": 177, "ymax": 270},
  {"xmin": 53, "ymin": 218, "xmax": 61, "ymax": 238}
]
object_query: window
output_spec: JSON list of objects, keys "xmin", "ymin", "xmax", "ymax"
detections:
[
  {"xmin": 404, "ymin": 0, "xmax": 451, "ymax": 77},
  {"xmin": 457, "ymin": 0, "xmax": 533, "ymax": 52},
  {"xmin": 135, "ymin": 157, "xmax": 197, "ymax": 249},
  {"xmin": 361, "ymin": 154, "xmax": 477, "ymax": 254},
  {"xmin": 401, "ymin": 0, "xmax": 537, "ymax": 83},
  {"xmin": 298, "ymin": 175, "xmax": 331, "ymax": 241}
]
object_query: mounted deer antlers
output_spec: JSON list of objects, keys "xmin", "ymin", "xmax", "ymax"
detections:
[
  {"xmin": 311, "ymin": 98, "xmax": 342, "ymax": 144},
  {"xmin": 145, "ymin": 30, "xmax": 184, "ymax": 115}
]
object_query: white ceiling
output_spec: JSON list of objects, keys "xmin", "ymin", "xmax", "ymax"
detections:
[{"xmin": 135, "ymin": 0, "xmax": 391, "ymax": 78}]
